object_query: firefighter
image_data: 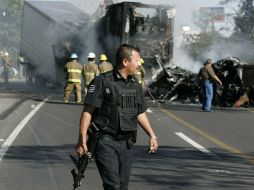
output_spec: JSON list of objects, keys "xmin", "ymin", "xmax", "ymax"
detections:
[
  {"xmin": 198, "ymin": 59, "xmax": 222, "ymax": 112},
  {"xmin": 2, "ymin": 52, "xmax": 12, "ymax": 84},
  {"xmin": 76, "ymin": 44, "xmax": 158, "ymax": 190},
  {"xmin": 134, "ymin": 58, "xmax": 146, "ymax": 85},
  {"xmin": 63, "ymin": 53, "xmax": 83, "ymax": 103},
  {"xmin": 83, "ymin": 52, "xmax": 99, "ymax": 94},
  {"xmin": 98, "ymin": 54, "xmax": 113, "ymax": 73}
]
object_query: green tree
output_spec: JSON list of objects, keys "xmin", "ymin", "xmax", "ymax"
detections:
[
  {"xmin": 0, "ymin": 0, "xmax": 24, "ymax": 49},
  {"xmin": 234, "ymin": 0, "xmax": 254, "ymax": 38},
  {"xmin": 221, "ymin": 0, "xmax": 254, "ymax": 38},
  {"xmin": 184, "ymin": 32, "xmax": 224, "ymax": 61}
]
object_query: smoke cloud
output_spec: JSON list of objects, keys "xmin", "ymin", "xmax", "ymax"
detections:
[{"xmin": 202, "ymin": 34, "xmax": 254, "ymax": 64}]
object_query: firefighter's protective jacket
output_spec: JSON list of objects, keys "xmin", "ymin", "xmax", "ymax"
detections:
[
  {"xmin": 98, "ymin": 61, "xmax": 113, "ymax": 74},
  {"xmin": 65, "ymin": 60, "xmax": 83, "ymax": 83},
  {"xmin": 83, "ymin": 61, "xmax": 99, "ymax": 86},
  {"xmin": 2, "ymin": 57, "xmax": 12, "ymax": 70}
]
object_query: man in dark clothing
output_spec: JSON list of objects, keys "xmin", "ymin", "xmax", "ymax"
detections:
[
  {"xmin": 76, "ymin": 44, "xmax": 158, "ymax": 190},
  {"xmin": 199, "ymin": 59, "xmax": 222, "ymax": 112}
]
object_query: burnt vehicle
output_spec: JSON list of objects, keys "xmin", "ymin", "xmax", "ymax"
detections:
[
  {"xmin": 147, "ymin": 55, "xmax": 201, "ymax": 104},
  {"xmin": 148, "ymin": 56, "xmax": 254, "ymax": 107},
  {"xmin": 213, "ymin": 57, "xmax": 254, "ymax": 107},
  {"xmin": 96, "ymin": 2, "xmax": 175, "ymax": 75}
]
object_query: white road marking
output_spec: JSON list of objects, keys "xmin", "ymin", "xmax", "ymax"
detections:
[
  {"xmin": 207, "ymin": 169, "xmax": 235, "ymax": 175},
  {"xmin": 0, "ymin": 100, "xmax": 46, "ymax": 161},
  {"xmin": 175, "ymin": 132, "xmax": 216, "ymax": 156},
  {"xmin": 0, "ymin": 139, "xmax": 4, "ymax": 142}
]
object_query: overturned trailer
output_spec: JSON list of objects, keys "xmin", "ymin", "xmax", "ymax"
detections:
[
  {"xmin": 96, "ymin": 2, "xmax": 175, "ymax": 74},
  {"xmin": 20, "ymin": 1, "xmax": 89, "ymax": 87},
  {"xmin": 213, "ymin": 57, "xmax": 254, "ymax": 107},
  {"xmin": 148, "ymin": 57, "xmax": 254, "ymax": 107}
]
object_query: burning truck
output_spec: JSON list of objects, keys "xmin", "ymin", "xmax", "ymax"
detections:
[{"xmin": 95, "ymin": 2, "xmax": 175, "ymax": 76}]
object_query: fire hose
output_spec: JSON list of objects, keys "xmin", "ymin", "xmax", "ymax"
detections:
[{"xmin": 143, "ymin": 79, "xmax": 161, "ymax": 107}]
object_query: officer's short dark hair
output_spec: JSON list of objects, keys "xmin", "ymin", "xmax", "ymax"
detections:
[{"xmin": 116, "ymin": 44, "xmax": 140, "ymax": 67}]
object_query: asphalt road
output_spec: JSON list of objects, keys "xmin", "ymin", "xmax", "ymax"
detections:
[{"xmin": 0, "ymin": 86, "xmax": 254, "ymax": 189}]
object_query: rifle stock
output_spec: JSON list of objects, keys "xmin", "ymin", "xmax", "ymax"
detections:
[{"xmin": 70, "ymin": 122, "xmax": 99, "ymax": 189}]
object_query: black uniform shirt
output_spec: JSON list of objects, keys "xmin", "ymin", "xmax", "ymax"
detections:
[{"xmin": 84, "ymin": 70, "xmax": 148, "ymax": 114}]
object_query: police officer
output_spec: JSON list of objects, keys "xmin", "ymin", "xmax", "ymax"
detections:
[
  {"xmin": 198, "ymin": 59, "xmax": 222, "ymax": 112},
  {"xmin": 83, "ymin": 52, "xmax": 99, "ymax": 94},
  {"xmin": 63, "ymin": 53, "xmax": 83, "ymax": 103},
  {"xmin": 98, "ymin": 54, "xmax": 113, "ymax": 73},
  {"xmin": 76, "ymin": 44, "xmax": 158, "ymax": 190}
]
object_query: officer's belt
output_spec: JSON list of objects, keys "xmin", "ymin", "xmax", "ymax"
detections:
[{"xmin": 99, "ymin": 133, "xmax": 130, "ymax": 141}]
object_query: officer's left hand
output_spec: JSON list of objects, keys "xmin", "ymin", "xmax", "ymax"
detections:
[
  {"xmin": 76, "ymin": 142, "xmax": 88, "ymax": 157},
  {"xmin": 149, "ymin": 137, "xmax": 158, "ymax": 154}
]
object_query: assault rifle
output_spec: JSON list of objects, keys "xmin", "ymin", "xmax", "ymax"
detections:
[{"xmin": 70, "ymin": 122, "xmax": 99, "ymax": 190}]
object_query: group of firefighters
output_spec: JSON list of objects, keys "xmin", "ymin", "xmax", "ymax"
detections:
[{"xmin": 63, "ymin": 52, "xmax": 146, "ymax": 103}]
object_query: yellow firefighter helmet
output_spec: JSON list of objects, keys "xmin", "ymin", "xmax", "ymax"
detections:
[
  {"xmin": 100, "ymin": 54, "xmax": 108, "ymax": 61},
  {"xmin": 139, "ymin": 58, "xmax": 144, "ymax": 64}
]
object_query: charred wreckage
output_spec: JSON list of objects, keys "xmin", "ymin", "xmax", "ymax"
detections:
[{"xmin": 147, "ymin": 56, "xmax": 254, "ymax": 108}]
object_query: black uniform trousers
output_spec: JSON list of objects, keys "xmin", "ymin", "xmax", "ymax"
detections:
[{"xmin": 94, "ymin": 137, "xmax": 133, "ymax": 190}]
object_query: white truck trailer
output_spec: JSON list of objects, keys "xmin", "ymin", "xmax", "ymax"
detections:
[{"xmin": 20, "ymin": 1, "xmax": 89, "ymax": 87}]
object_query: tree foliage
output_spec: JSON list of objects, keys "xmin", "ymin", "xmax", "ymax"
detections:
[
  {"xmin": 0, "ymin": 0, "xmax": 24, "ymax": 49},
  {"xmin": 234, "ymin": 0, "xmax": 254, "ymax": 38},
  {"xmin": 184, "ymin": 32, "xmax": 223, "ymax": 61},
  {"xmin": 220, "ymin": 0, "xmax": 254, "ymax": 38}
]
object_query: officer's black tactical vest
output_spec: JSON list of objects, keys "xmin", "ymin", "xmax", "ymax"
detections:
[{"xmin": 92, "ymin": 71, "xmax": 141, "ymax": 135}]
